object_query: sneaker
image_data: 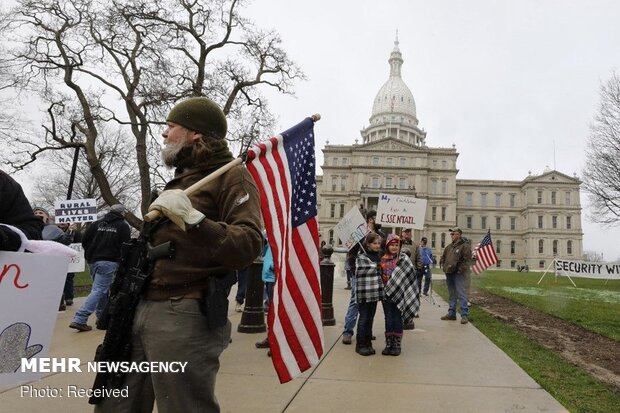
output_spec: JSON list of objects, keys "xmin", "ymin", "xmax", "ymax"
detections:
[
  {"xmin": 65, "ymin": 299, "xmax": 73, "ymax": 306},
  {"xmin": 342, "ymin": 334, "xmax": 352, "ymax": 345},
  {"xmin": 441, "ymin": 314, "xmax": 457, "ymax": 321},
  {"xmin": 255, "ymin": 338, "xmax": 270, "ymax": 349},
  {"xmin": 235, "ymin": 302, "xmax": 243, "ymax": 313},
  {"xmin": 69, "ymin": 322, "xmax": 92, "ymax": 332},
  {"xmin": 461, "ymin": 317, "xmax": 469, "ymax": 324}
]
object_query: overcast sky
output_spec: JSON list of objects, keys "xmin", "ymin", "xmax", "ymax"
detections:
[{"xmin": 244, "ymin": 0, "xmax": 620, "ymax": 260}]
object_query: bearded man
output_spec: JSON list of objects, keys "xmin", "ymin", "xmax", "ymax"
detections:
[{"xmin": 96, "ymin": 97, "xmax": 263, "ymax": 413}]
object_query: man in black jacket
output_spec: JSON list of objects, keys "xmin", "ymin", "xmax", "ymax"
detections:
[
  {"xmin": 69, "ymin": 204, "xmax": 130, "ymax": 331},
  {"xmin": 0, "ymin": 170, "xmax": 43, "ymax": 250}
]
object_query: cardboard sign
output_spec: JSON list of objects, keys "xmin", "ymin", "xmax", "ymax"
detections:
[
  {"xmin": 67, "ymin": 243, "xmax": 85, "ymax": 273},
  {"xmin": 0, "ymin": 252, "xmax": 70, "ymax": 385},
  {"xmin": 54, "ymin": 198, "xmax": 97, "ymax": 223},
  {"xmin": 334, "ymin": 207, "xmax": 369, "ymax": 250},
  {"xmin": 376, "ymin": 193, "xmax": 427, "ymax": 229}
]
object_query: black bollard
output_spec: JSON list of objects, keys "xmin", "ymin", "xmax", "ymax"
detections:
[
  {"xmin": 320, "ymin": 244, "xmax": 336, "ymax": 326},
  {"xmin": 237, "ymin": 258, "xmax": 267, "ymax": 333}
]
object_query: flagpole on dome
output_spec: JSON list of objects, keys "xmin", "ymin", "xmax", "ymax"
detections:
[{"xmin": 144, "ymin": 113, "xmax": 322, "ymax": 223}]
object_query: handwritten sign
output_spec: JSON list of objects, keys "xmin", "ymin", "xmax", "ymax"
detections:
[
  {"xmin": 67, "ymin": 243, "xmax": 85, "ymax": 273},
  {"xmin": 54, "ymin": 198, "xmax": 97, "ymax": 223},
  {"xmin": 0, "ymin": 252, "xmax": 70, "ymax": 385},
  {"xmin": 376, "ymin": 193, "xmax": 427, "ymax": 229},
  {"xmin": 334, "ymin": 207, "xmax": 369, "ymax": 250}
]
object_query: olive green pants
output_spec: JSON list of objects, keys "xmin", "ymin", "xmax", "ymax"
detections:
[{"xmin": 95, "ymin": 298, "xmax": 231, "ymax": 413}]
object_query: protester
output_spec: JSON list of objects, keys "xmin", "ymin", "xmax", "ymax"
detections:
[
  {"xmin": 58, "ymin": 222, "xmax": 82, "ymax": 307},
  {"xmin": 400, "ymin": 228, "xmax": 422, "ymax": 329},
  {"xmin": 439, "ymin": 227, "xmax": 473, "ymax": 324},
  {"xmin": 354, "ymin": 232, "xmax": 383, "ymax": 356},
  {"xmin": 341, "ymin": 211, "xmax": 383, "ymax": 345},
  {"xmin": 95, "ymin": 97, "xmax": 263, "ymax": 413},
  {"xmin": 381, "ymin": 234, "xmax": 418, "ymax": 356},
  {"xmin": 255, "ymin": 241, "xmax": 275, "ymax": 350},
  {"xmin": 419, "ymin": 236, "xmax": 434, "ymax": 296},
  {"xmin": 0, "ymin": 170, "xmax": 43, "ymax": 251},
  {"xmin": 69, "ymin": 204, "xmax": 130, "ymax": 331},
  {"xmin": 33, "ymin": 206, "xmax": 76, "ymax": 311}
]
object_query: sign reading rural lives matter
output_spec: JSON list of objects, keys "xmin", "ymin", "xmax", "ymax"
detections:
[
  {"xmin": 376, "ymin": 193, "xmax": 427, "ymax": 229},
  {"xmin": 334, "ymin": 207, "xmax": 369, "ymax": 250},
  {"xmin": 0, "ymin": 251, "xmax": 70, "ymax": 385},
  {"xmin": 54, "ymin": 198, "xmax": 97, "ymax": 223}
]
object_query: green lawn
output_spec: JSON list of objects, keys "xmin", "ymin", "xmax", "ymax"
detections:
[
  {"xmin": 472, "ymin": 270, "xmax": 620, "ymax": 341},
  {"xmin": 73, "ymin": 267, "xmax": 92, "ymax": 296},
  {"xmin": 433, "ymin": 274, "xmax": 620, "ymax": 413}
]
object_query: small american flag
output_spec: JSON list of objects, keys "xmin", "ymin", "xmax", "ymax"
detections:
[
  {"xmin": 472, "ymin": 230, "xmax": 499, "ymax": 274},
  {"xmin": 246, "ymin": 117, "xmax": 324, "ymax": 383}
]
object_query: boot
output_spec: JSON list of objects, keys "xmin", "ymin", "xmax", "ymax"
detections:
[
  {"xmin": 355, "ymin": 336, "xmax": 374, "ymax": 356},
  {"xmin": 366, "ymin": 335, "xmax": 376, "ymax": 355},
  {"xmin": 390, "ymin": 335, "xmax": 402, "ymax": 356},
  {"xmin": 381, "ymin": 334, "xmax": 394, "ymax": 356}
]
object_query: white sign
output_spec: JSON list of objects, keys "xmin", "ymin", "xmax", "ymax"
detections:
[
  {"xmin": 334, "ymin": 207, "xmax": 369, "ymax": 250},
  {"xmin": 554, "ymin": 259, "xmax": 620, "ymax": 279},
  {"xmin": 67, "ymin": 243, "xmax": 85, "ymax": 273},
  {"xmin": 54, "ymin": 198, "xmax": 98, "ymax": 223},
  {"xmin": 376, "ymin": 193, "xmax": 427, "ymax": 229},
  {"xmin": 0, "ymin": 251, "xmax": 70, "ymax": 385}
]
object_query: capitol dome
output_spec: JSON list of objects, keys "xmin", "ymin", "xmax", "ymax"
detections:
[{"xmin": 370, "ymin": 37, "xmax": 417, "ymax": 123}]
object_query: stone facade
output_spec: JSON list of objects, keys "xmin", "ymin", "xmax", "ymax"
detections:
[{"xmin": 316, "ymin": 38, "xmax": 583, "ymax": 269}]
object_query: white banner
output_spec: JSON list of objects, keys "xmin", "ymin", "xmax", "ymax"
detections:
[
  {"xmin": 0, "ymin": 252, "xmax": 70, "ymax": 385},
  {"xmin": 376, "ymin": 193, "xmax": 427, "ymax": 229},
  {"xmin": 334, "ymin": 207, "xmax": 369, "ymax": 250},
  {"xmin": 554, "ymin": 258, "xmax": 620, "ymax": 279},
  {"xmin": 54, "ymin": 198, "xmax": 97, "ymax": 223},
  {"xmin": 67, "ymin": 243, "xmax": 85, "ymax": 273}
]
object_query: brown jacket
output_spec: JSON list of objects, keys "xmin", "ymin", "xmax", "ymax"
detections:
[
  {"xmin": 146, "ymin": 163, "xmax": 263, "ymax": 300},
  {"xmin": 440, "ymin": 238, "xmax": 472, "ymax": 275}
]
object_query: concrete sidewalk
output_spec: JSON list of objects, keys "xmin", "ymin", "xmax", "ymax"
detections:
[{"xmin": 0, "ymin": 272, "xmax": 567, "ymax": 412}]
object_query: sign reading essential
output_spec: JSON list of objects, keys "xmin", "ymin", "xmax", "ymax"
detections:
[{"xmin": 376, "ymin": 193, "xmax": 427, "ymax": 229}]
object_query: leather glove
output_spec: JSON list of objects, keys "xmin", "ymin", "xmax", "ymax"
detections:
[{"xmin": 147, "ymin": 189, "xmax": 205, "ymax": 231}]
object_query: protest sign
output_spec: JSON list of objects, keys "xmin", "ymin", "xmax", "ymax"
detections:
[
  {"xmin": 554, "ymin": 258, "xmax": 620, "ymax": 279},
  {"xmin": 54, "ymin": 199, "xmax": 97, "ymax": 224},
  {"xmin": 67, "ymin": 243, "xmax": 85, "ymax": 273},
  {"xmin": 334, "ymin": 207, "xmax": 368, "ymax": 250},
  {"xmin": 0, "ymin": 252, "xmax": 70, "ymax": 385},
  {"xmin": 376, "ymin": 193, "xmax": 427, "ymax": 229}
]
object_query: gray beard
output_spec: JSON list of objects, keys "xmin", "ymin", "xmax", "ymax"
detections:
[{"xmin": 161, "ymin": 138, "xmax": 189, "ymax": 168}]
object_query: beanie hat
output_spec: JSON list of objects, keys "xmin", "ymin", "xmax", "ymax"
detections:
[
  {"xmin": 33, "ymin": 207, "xmax": 49, "ymax": 216},
  {"xmin": 110, "ymin": 204, "xmax": 126, "ymax": 214},
  {"xmin": 166, "ymin": 97, "xmax": 227, "ymax": 139},
  {"xmin": 386, "ymin": 234, "xmax": 400, "ymax": 247}
]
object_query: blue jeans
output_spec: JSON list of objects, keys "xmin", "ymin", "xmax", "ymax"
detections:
[
  {"xmin": 342, "ymin": 276, "xmax": 358, "ymax": 336},
  {"xmin": 445, "ymin": 273, "xmax": 469, "ymax": 318},
  {"xmin": 382, "ymin": 300, "xmax": 403, "ymax": 334},
  {"xmin": 357, "ymin": 301, "xmax": 378, "ymax": 339},
  {"xmin": 73, "ymin": 261, "xmax": 118, "ymax": 325},
  {"xmin": 422, "ymin": 265, "xmax": 432, "ymax": 294},
  {"xmin": 235, "ymin": 267, "xmax": 248, "ymax": 305}
]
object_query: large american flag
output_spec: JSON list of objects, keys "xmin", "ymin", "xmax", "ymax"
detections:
[
  {"xmin": 246, "ymin": 117, "xmax": 324, "ymax": 383},
  {"xmin": 472, "ymin": 230, "xmax": 499, "ymax": 274}
]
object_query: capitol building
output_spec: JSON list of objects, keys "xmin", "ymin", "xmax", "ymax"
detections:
[{"xmin": 316, "ymin": 38, "xmax": 583, "ymax": 270}]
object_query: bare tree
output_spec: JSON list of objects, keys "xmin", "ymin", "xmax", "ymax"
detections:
[
  {"xmin": 0, "ymin": 0, "xmax": 304, "ymax": 228},
  {"xmin": 583, "ymin": 250, "xmax": 605, "ymax": 262},
  {"xmin": 31, "ymin": 126, "xmax": 143, "ymax": 213},
  {"xmin": 583, "ymin": 72, "xmax": 620, "ymax": 225}
]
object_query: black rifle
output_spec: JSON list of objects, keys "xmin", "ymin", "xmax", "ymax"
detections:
[{"xmin": 88, "ymin": 220, "xmax": 175, "ymax": 405}]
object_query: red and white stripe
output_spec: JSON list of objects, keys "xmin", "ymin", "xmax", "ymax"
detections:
[
  {"xmin": 246, "ymin": 136, "xmax": 324, "ymax": 383},
  {"xmin": 472, "ymin": 244, "xmax": 498, "ymax": 274}
]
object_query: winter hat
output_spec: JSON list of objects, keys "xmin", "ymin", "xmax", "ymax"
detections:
[
  {"xmin": 110, "ymin": 204, "xmax": 126, "ymax": 214},
  {"xmin": 386, "ymin": 234, "xmax": 400, "ymax": 247},
  {"xmin": 166, "ymin": 97, "xmax": 227, "ymax": 139},
  {"xmin": 33, "ymin": 207, "xmax": 49, "ymax": 216}
]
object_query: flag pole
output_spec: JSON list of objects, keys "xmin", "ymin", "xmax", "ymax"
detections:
[{"xmin": 144, "ymin": 114, "xmax": 322, "ymax": 223}]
